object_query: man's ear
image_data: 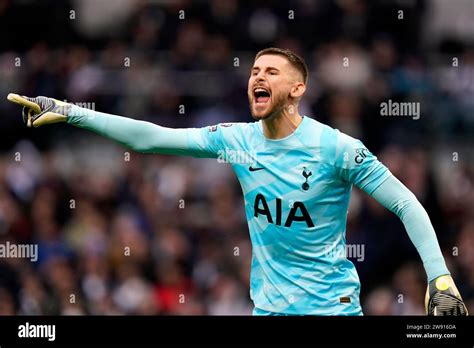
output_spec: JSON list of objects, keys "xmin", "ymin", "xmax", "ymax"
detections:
[{"xmin": 290, "ymin": 82, "xmax": 306, "ymax": 99}]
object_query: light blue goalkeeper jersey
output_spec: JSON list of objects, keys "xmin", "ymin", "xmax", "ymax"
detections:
[
  {"xmin": 186, "ymin": 116, "xmax": 392, "ymax": 315},
  {"xmin": 69, "ymin": 105, "xmax": 449, "ymax": 314}
]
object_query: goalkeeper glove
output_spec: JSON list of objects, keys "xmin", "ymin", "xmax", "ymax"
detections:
[
  {"xmin": 7, "ymin": 93, "xmax": 71, "ymax": 127},
  {"xmin": 425, "ymin": 275, "xmax": 468, "ymax": 316}
]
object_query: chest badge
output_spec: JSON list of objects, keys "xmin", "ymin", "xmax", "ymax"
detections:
[{"xmin": 302, "ymin": 167, "xmax": 312, "ymax": 191}]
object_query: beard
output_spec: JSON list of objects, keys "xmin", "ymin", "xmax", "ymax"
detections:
[{"xmin": 249, "ymin": 92, "xmax": 288, "ymax": 120}]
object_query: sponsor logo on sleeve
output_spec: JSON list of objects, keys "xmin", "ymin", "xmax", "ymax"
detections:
[{"xmin": 354, "ymin": 148, "xmax": 370, "ymax": 164}]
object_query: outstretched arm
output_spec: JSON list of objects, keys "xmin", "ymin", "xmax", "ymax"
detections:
[
  {"xmin": 67, "ymin": 105, "xmax": 214, "ymax": 157},
  {"xmin": 7, "ymin": 94, "xmax": 221, "ymax": 158}
]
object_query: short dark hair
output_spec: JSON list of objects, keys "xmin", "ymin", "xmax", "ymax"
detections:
[{"xmin": 255, "ymin": 47, "xmax": 308, "ymax": 84}]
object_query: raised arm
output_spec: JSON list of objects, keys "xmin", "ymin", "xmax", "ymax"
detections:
[{"xmin": 6, "ymin": 94, "xmax": 221, "ymax": 158}]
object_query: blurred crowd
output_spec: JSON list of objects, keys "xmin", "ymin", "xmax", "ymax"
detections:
[{"xmin": 0, "ymin": 0, "xmax": 473, "ymax": 315}]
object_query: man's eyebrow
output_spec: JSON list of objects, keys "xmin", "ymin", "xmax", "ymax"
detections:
[{"xmin": 251, "ymin": 66, "xmax": 280, "ymax": 72}]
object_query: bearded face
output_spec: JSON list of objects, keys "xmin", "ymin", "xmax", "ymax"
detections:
[{"xmin": 248, "ymin": 55, "xmax": 302, "ymax": 120}]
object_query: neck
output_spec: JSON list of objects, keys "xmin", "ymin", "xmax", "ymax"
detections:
[{"xmin": 262, "ymin": 106, "xmax": 303, "ymax": 139}]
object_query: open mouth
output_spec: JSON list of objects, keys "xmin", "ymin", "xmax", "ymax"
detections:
[{"xmin": 253, "ymin": 87, "xmax": 271, "ymax": 104}]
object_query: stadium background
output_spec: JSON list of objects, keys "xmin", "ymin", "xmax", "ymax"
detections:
[{"xmin": 0, "ymin": 0, "xmax": 473, "ymax": 315}]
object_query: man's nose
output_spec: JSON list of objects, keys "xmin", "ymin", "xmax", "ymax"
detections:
[{"xmin": 255, "ymin": 73, "xmax": 265, "ymax": 82}]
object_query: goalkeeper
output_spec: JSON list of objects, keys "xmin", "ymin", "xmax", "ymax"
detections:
[{"xmin": 7, "ymin": 47, "xmax": 468, "ymax": 316}]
